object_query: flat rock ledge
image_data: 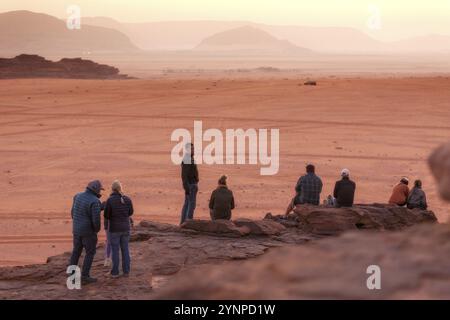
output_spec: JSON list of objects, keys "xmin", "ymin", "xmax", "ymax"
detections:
[{"xmin": 0, "ymin": 204, "xmax": 436, "ymax": 299}]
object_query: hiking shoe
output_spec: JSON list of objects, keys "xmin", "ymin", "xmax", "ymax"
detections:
[
  {"xmin": 123, "ymin": 273, "xmax": 130, "ymax": 278},
  {"xmin": 81, "ymin": 276, "xmax": 97, "ymax": 285},
  {"xmin": 105, "ymin": 272, "xmax": 120, "ymax": 279}
]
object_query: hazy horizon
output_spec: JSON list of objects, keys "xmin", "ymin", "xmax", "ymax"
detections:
[{"xmin": 1, "ymin": 0, "xmax": 450, "ymax": 42}]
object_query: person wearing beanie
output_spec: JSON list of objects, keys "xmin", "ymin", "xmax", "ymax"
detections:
[
  {"xmin": 333, "ymin": 168, "xmax": 356, "ymax": 207},
  {"xmin": 69, "ymin": 180, "xmax": 105, "ymax": 285},
  {"xmin": 104, "ymin": 180, "xmax": 134, "ymax": 278},
  {"xmin": 389, "ymin": 177, "xmax": 410, "ymax": 206},
  {"xmin": 209, "ymin": 175, "xmax": 235, "ymax": 221},
  {"xmin": 407, "ymin": 179, "xmax": 428, "ymax": 210}
]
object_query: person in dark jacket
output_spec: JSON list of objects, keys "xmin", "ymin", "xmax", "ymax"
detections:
[
  {"xmin": 333, "ymin": 168, "xmax": 356, "ymax": 207},
  {"xmin": 286, "ymin": 164, "xmax": 323, "ymax": 214},
  {"xmin": 407, "ymin": 180, "xmax": 428, "ymax": 210},
  {"xmin": 209, "ymin": 175, "xmax": 235, "ymax": 220},
  {"xmin": 180, "ymin": 143, "xmax": 199, "ymax": 224},
  {"xmin": 69, "ymin": 180, "xmax": 104, "ymax": 284},
  {"xmin": 104, "ymin": 180, "xmax": 134, "ymax": 278}
]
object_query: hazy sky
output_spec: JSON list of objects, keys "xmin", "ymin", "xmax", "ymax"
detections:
[{"xmin": 1, "ymin": 0, "xmax": 450, "ymax": 41}]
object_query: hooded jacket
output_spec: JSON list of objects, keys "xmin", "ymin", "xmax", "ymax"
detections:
[{"xmin": 71, "ymin": 188, "xmax": 102, "ymax": 236}]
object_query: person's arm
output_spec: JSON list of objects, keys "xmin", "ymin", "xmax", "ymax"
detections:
[
  {"xmin": 90, "ymin": 200, "xmax": 101, "ymax": 233},
  {"xmin": 128, "ymin": 198, "xmax": 134, "ymax": 217},
  {"xmin": 230, "ymin": 192, "xmax": 235, "ymax": 210},
  {"xmin": 295, "ymin": 177, "xmax": 303, "ymax": 194},
  {"xmin": 104, "ymin": 198, "xmax": 111, "ymax": 220},
  {"xmin": 333, "ymin": 181, "xmax": 339, "ymax": 199},
  {"xmin": 422, "ymin": 192, "xmax": 428, "ymax": 210},
  {"xmin": 181, "ymin": 163, "xmax": 190, "ymax": 194},
  {"xmin": 209, "ymin": 190, "xmax": 215, "ymax": 210},
  {"xmin": 71, "ymin": 194, "xmax": 77, "ymax": 219}
]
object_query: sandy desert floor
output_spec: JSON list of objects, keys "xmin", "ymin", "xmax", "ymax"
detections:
[{"xmin": 1, "ymin": 75, "xmax": 449, "ymax": 265}]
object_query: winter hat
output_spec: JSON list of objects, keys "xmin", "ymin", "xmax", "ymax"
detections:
[
  {"xmin": 341, "ymin": 168, "xmax": 350, "ymax": 177},
  {"xmin": 87, "ymin": 180, "xmax": 104, "ymax": 195}
]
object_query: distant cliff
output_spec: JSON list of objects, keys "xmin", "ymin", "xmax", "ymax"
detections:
[{"xmin": 0, "ymin": 54, "xmax": 131, "ymax": 79}]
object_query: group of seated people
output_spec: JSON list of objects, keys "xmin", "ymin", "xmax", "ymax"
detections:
[{"xmin": 208, "ymin": 164, "xmax": 428, "ymax": 220}]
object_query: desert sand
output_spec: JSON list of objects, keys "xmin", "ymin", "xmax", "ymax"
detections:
[{"xmin": 1, "ymin": 75, "xmax": 449, "ymax": 266}]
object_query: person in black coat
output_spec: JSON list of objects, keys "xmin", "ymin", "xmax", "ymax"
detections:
[
  {"xmin": 180, "ymin": 143, "xmax": 199, "ymax": 224},
  {"xmin": 333, "ymin": 169, "xmax": 356, "ymax": 207},
  {"xmin": 104, "ymin": 180, "xmax": 134, "ymax": 278}
]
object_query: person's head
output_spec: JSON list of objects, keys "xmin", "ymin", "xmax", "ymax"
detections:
[
  {"xmin": 111, "ymin": 180, "xmax": 123, "ymax": 193},
  {"xmin": 400, "ymin": 177, "xmax": 409, "ymax": 185},
  {"xmin": 414, "ymin": 179, "xmax": 422, "ymax": 188},
  {"xmin": 87, "ymin": 180, "xmax": 104, "ymax": 197},
  {"xmin": 341, "ymin": 168, "xmax": 350, "ymax": 178},
  {"xmin": 306, "ymin": 164, "xmax": 315, "ymax": 174},
  {"xmin": 218, "ymin": 175, "xmax": 227, "ymax": 186},
  {"xmin": 185, "ymin": 143, "xmax": 194, "ymax": 157}
]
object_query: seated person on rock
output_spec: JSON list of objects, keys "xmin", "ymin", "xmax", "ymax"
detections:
[
  {"xmin": 209, "ymin": 175, "xmax": 235, "ymax": 220},
  {"xmin": 286, "ymin": 163, "xmax": 323, "ymax": 214},
  {"xmin": 333, "ymin": 168, "xmax": 356, "ymax": 208},
  {"xmin": 388, "ymin": 177, "xmax": 410, "ymax": 206},
  {"xmin": 407, "ymin": 179, "xmax": 428, "ymax": 210}
]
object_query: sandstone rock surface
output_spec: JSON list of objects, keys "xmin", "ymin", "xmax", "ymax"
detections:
[{"xmin": 0, "ymin": 205, "xmax": 438, "ymax": 299}]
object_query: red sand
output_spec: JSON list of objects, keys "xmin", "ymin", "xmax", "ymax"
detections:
[{"xmin": 1, "ymin": 76, "xmax": 449, "ymax": 265}]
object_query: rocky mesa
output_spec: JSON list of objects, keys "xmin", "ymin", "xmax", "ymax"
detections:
[{"xmin": 0, "ymin": 54, "xmax": 131, "ymax": 79}]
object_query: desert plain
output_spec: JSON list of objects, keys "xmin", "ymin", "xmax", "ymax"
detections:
[{"xmin": 1, "ymin": 74, "xmax": 449, "ymax": 266}]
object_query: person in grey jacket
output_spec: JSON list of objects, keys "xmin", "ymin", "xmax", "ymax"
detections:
[
  {"xmin": 407, "ymin": 180, "xmax": 428, "ymax": 210},
  {"xmin": 69, "ymin": 180, "xmax": 104, "ymax": 284}
]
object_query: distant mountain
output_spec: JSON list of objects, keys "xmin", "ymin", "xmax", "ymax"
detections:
[
  {"xmin": 390, "ymin": 34, "xmax": 450, "ymax": 53},
  {"xmin": 194, "ymin": 26, "xmax": 312, "ymax": 55},
  {"xmin": 0, "ymin": 11, "xmax": 139, "ymax": 56},
  {"xmin": 83, "ymin": 18, "xmax": 450, "ymax": 54}
]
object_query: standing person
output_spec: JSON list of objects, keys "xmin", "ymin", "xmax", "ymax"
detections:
[
  {"xmin": 389, "ymin": 177, "xmax": 410, "ymax": 206},
  {"xmin": 180, "ymin": 143, "xmax": 199, "ymax": 224},
  {"xmin": 69, "ymin": 180, "xmax": 104, "ymax": 284},
  {"xmin": 285, "ymin": 164, "xmax": 323, "ymax": 214},
  {"xmin": 104, "ymin": 180, "xmax": 134, "ymax": 278},
  {"xmin": 333, "ymin": 168, "xmax": 356, "ymax": 207},
  {"xmin": 209, "ymin": 175, "xmax": 235, "ymax": 220},
  {"xmin": 407, "ymin": 180, "xmax": 428, "ymax": 210}
]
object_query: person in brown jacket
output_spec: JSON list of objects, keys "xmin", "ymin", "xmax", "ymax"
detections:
[
  {"xmin": 389, "ymin": 177, "xmax": 410, "ymax": 206},
  {"xmin": 209, "ymin": 175, "xmax": 235, "ymax": 220}
]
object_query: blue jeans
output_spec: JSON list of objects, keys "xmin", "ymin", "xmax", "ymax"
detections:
[
  {"xmin": 180, "ymin": 183, "xmax": 198, "ymax": 224},
  {"xmin": 69, "ymin": 234, "xmax": 98, "ymax": 278},
  {"xmin": 110, "ymin": 231, "xmax": 130, "ymax": 276}
]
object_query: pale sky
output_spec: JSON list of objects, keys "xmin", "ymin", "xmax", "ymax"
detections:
[{"xmin": 1, "ymin": 0, "xmax": 450, "ymax": 41}]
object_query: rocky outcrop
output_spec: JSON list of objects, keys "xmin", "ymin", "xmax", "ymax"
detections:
[
  {"xmin": 0, "ymin": 54, "xmax": 131, "ymax": 79},
  {"xmin": 429, "ymin": 142, "xmax": 450, "ymax": 201},
  {"xmin": 157, "ymin": 223, "xmax": 450, "ymax": 299},
  {"xmin": 0, "ymin": 205, "xmax": 438, "ymax": 299},
  {"xmin": 179, "ymin": 218, "xmax": 286, "ymax": 237},
  {"xmin": 265, "ymin": 204, "xmax": 437, "ymax": 236}
]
